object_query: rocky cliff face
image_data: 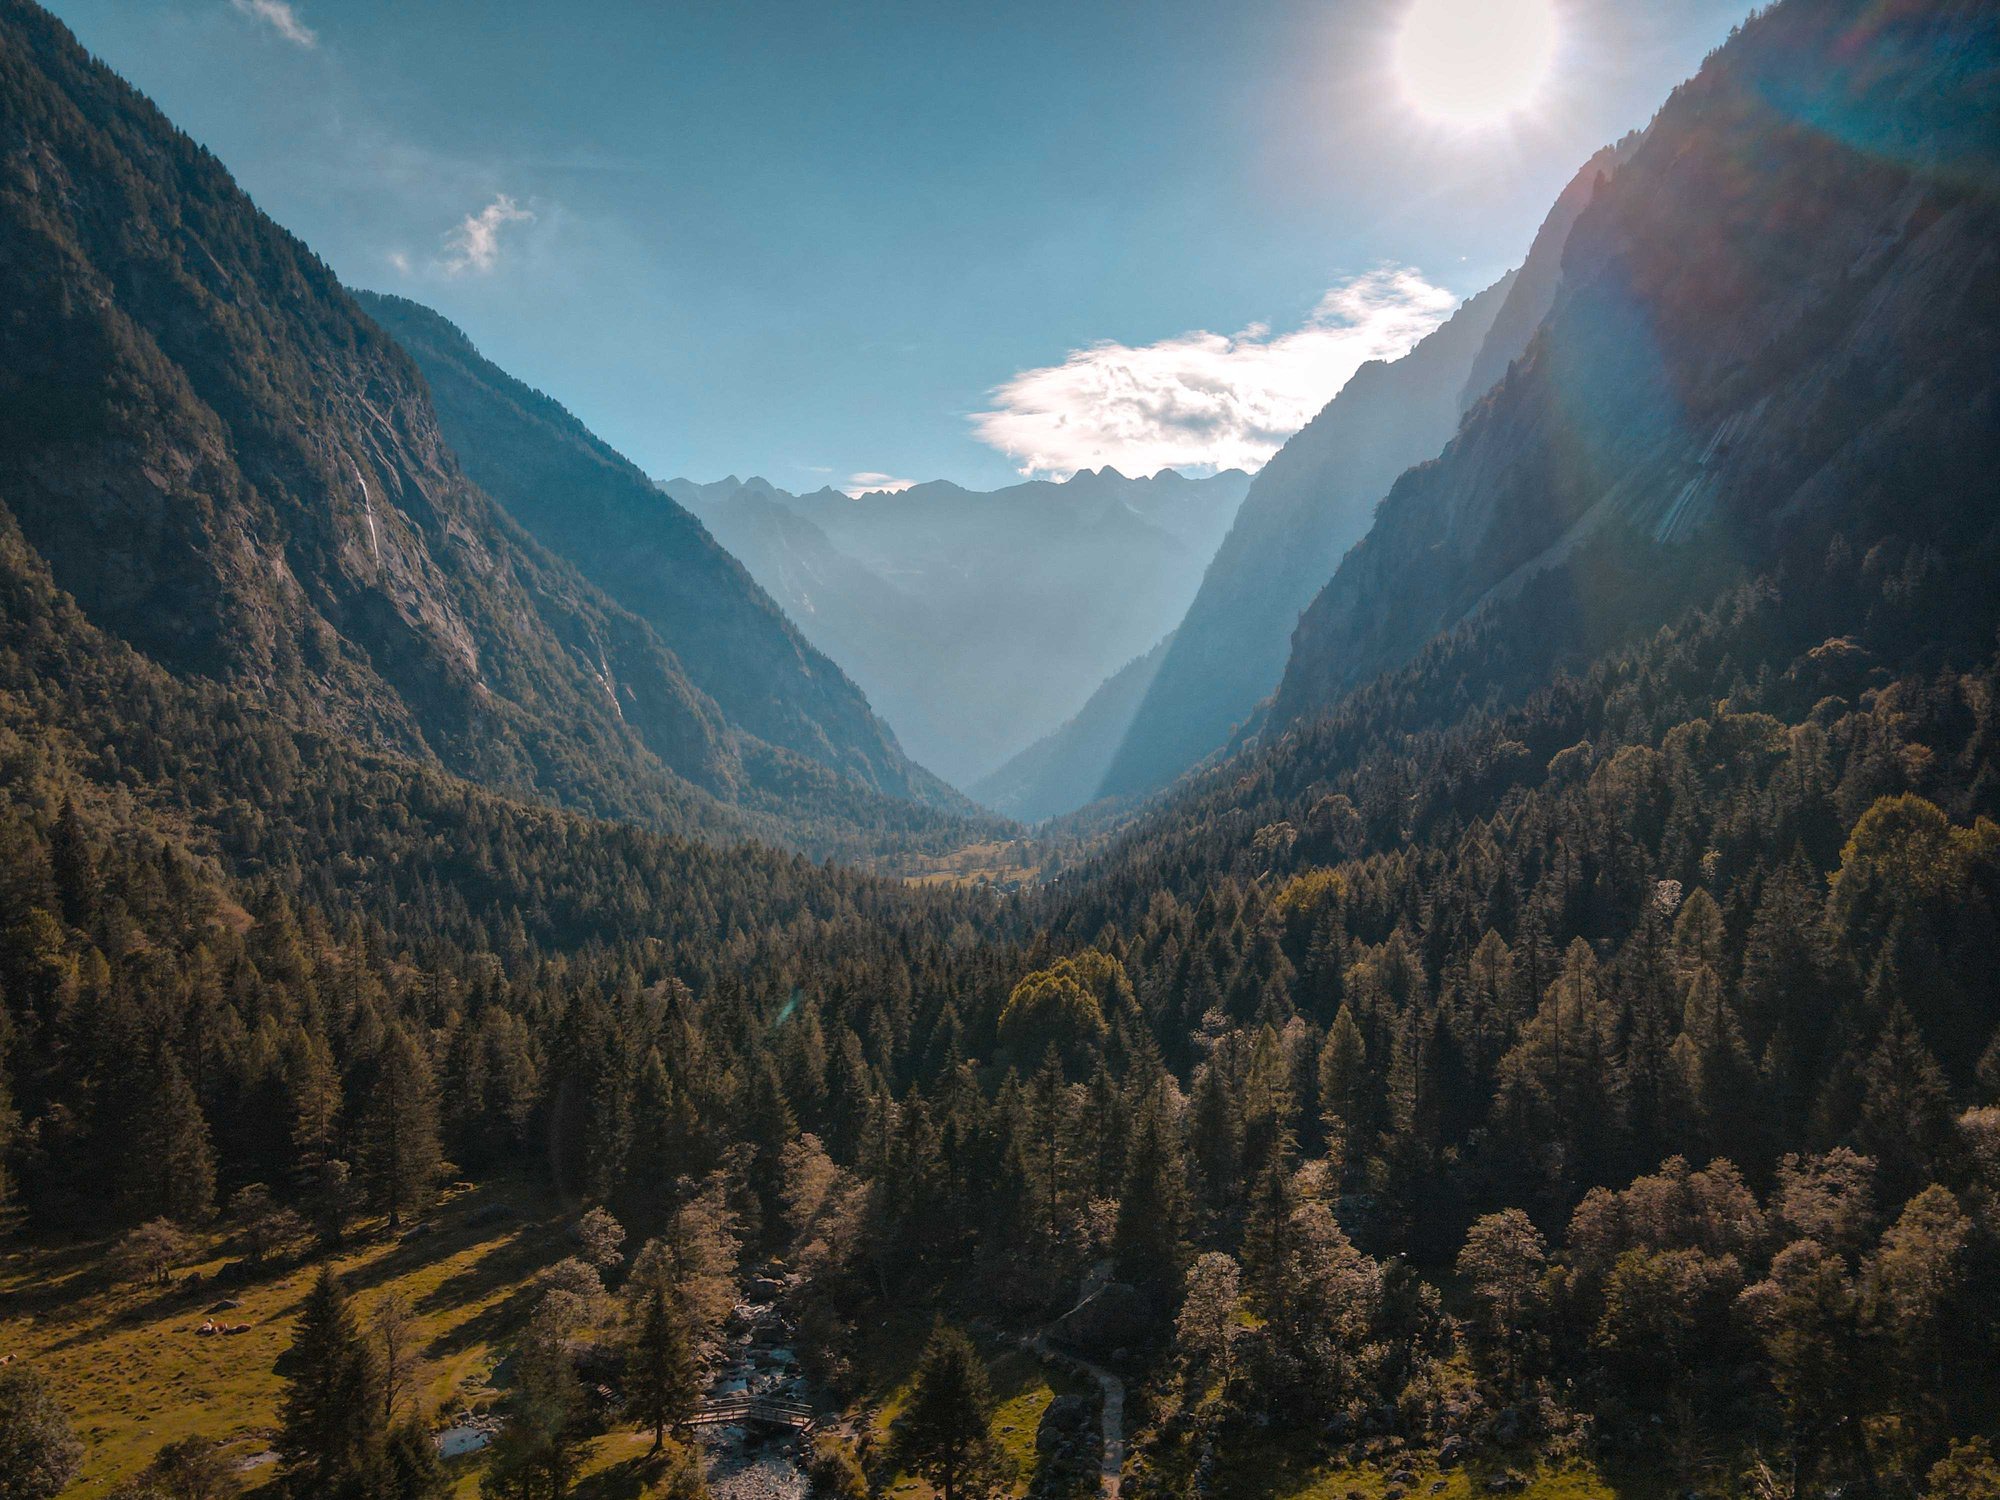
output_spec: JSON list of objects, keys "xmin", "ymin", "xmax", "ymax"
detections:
[
  {"xmin": 356, "ymin": 293, "xmax": 959, "ymax": 810},
  {"xmin": 1455, "ymin": 138, "xmax": 1639, "ymax": 415},
  {"xmin": 1271, "ymin": 0, "xmax": 2000, "ymax": 734}
]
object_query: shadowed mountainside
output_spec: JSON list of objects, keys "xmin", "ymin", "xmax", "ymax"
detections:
[
  {"xmin": 356, "ymin": 292, "xmax": 964, "ymax": 812},
  {"xmin": 1271, "ymin": 0, "xmax": 2000, "ymax": 735}
]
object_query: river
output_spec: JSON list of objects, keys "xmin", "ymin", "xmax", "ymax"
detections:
[{"xmin": 698, "ymin": 1286, "xmax": 813, "ymax": 1500}]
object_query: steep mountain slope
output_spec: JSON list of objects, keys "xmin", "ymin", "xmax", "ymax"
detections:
[
  {"xmin": 669, "ymin": 467, "xmax": 1249, "ymax": 787},
  {"xmin": 356, "ymin": 293, "xmax": 959, "ymax": 809},
  {"xmin": 1454, "ymin": 138, "xmax": 1638, "ymax": 414},
  {"xmin": 0, "ymin": 1, "xmax": 980, "ymax": 855},
  {"xmin": 1098, "ymin": 140, "xmax": 1649, "ymax": 808},
  {"xmin": 1095, "ymin": 275, "xmax": 1515, "ymax": 802},
  {"xmin": 669, "ymin": 478, "xmax": 940, "ymax": 764},
  {"xmin": 1272, "ymin": 0, "xmax": 2000, "ymax": 734},
  {"xmin": 970, "ymin": 633, "xmax": 1174, "ymax": 824}
]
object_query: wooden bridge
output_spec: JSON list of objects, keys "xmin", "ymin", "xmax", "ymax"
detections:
[{"xmin": 689, "ymin": 1393, "xmax": 816, "ymax": 1436}]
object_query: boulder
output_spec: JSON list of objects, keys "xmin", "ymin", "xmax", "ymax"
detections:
[
  {"xmin": 1035, "ymin": 1393, "xmax": 1093, "ymax": 1453},
  {"xmin": 1048, "ymin": 1281, "xmax": 1150, "ymax": 1359}
]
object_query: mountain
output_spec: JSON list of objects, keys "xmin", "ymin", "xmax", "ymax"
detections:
[
  {"xmin": 1094, "ymin": 275, "xmax": 1515, "ymax": 802},
  {"xmin": 1270, "ymin": 0, "xmax": 2000, "ymax": 734},
  {"xmin": 969, "ymin": 633, "xmax": 1173, "ymax": 824},
  {"xmin": 1454, "ymin": 138, "xmax": 1638, "ymax": 415},
  {"xmin": 1098, "ymin": 141, "xmax": 1644, "ymax": 806},
  {"xmin": 353, "ymin": 292, "xmax": 959, "ymax": 810},
  {"xmin": 667, "ymin": 466, "xmax": 1250, "ymax": 788},
  {"xmin": 0, "ymin": 0, "xmax": 977, "ymax": 857}
]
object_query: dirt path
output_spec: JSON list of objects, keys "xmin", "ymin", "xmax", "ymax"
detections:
[{"xmin": 1024, "ymin": 1331, "xmax": 1124, "ymax": 1500}]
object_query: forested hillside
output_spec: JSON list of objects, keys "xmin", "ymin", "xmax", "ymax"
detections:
[{"xmin": 1, "ymin": 1, "xmax": 1997, "ymax": 1498}]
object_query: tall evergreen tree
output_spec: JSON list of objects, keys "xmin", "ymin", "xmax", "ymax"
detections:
[
  {"xmin": 1112, "ymin": 1079, "xmax": 1189, "ymax": 1295},
  {"xmin": 892, "ymin": 1323, "xmax": 1001, "ymax": 1500},
  {"xmin": 623, "ymin": 1271, "xmax": 699, "ymax": 1452},
  {"xmin": 276, "ymin": 1268, "xmax": 382, "ymax": 1499},
  {"xmin": 360, "ymin": 1021, "xmax": 443, "ymax": 1230},
  {"xmin": 127, "ymin": 1047, "xmax": 216, "ymax": 1226}
]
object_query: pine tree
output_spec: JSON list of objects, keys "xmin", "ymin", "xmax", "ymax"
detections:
[
  {"xmin": 284, "ymin": 1023, "xmax": 342, "ymax": 1180},
  {"xmin": 892, "ymin": 1323, "xmax": 1001, "ymax": 1500},
  {"xmin": 1111, "ymin": 1079, "xmax": 1188, "ymax": 1294},
  {"xmin": 361, "ymin": 1021, "xmax": 443, "ymax": 1230},
  {"xmin": 381, "ymin": 1419, "xmax": 449, "ymax": 1500},
  {"xmin": 128, "ymin": 1047, "xmax": 216, "ymax": 1226},
  {"xmin": 623, "ymin": 1272, "xmax": 698, "ymax": 1451},
  {"xmin": 483, "ymin": 1298, "xmax": 585, "ymax": 1500},
  {"xmin": 1317, "ymin": 1004, "xmax": 1366, "ymax": 1189},
  {"xmin": 1858, "ymin": 1004, "xmax": 1956, "ymax": 1201},
  {"xmin": 1239, "ymin": 1136, "xmax": 1300, "ymax": 1313},
  {"xmin": 277, "ymin": 1268, "xmax": 382, "ymax": 1498},
  {"xmin": 1185, "ymin": 1059, "xmax": 1241, "ymax": 1229}
]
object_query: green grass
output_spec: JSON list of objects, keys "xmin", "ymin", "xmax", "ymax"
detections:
[
  {"xmin": 1210, "ymin": 1430, "xmax": 1661, "ymax": 1500},
  {"xmin": 989, "ymin": 1346, "xmax": 1091, "ymax": 1494},
  {"xmin": 840, "ymin": 1301, "xmax": 1088, "ymax": 1500},
  {"xmin": 0, "ymin": 1179, "xmax": 575, "ymax": 1497}
]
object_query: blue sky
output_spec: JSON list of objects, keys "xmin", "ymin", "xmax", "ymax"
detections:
[{"xmin": 48, "ymin": 0, "xmax": 1756, "ymax": 492}]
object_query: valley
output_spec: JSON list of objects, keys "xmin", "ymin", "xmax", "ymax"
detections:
[{"xmin": 0, "ymin": 1, "xmax": 1998, "ymax": 1499}]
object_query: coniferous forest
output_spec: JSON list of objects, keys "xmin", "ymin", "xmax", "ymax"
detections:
[{"xmin": 0, "ymin": 0, "xmax": 1998, "ymax": 1498}]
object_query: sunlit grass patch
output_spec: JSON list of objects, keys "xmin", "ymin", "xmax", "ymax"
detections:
[{"xmin": 0, "ymin": 1177, "xmax": 570, "ymax": 1497}]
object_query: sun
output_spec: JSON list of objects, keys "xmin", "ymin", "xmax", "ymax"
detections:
[{"xmin": 1394, "ymin": 0, "xmax": 1559, "ymax": 128}]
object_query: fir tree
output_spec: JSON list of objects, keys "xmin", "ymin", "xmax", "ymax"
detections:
[
  {"xmin": 623, "ymin": 1271, "xmax": 699, "ymax": 1451},
  {"xmin": 276, "ymin": 1268, "xmax": 381, "ymax": 1498},
  {"xmin": 892, "ymin": 1323, "xmax": 1001, "ymax": 1500},
  {"xmin": 128, "ymin": 1047, "xmax": 216, "ymax": 1226},
  {"xmin": 361, "ymin": 1021, "xmax": 443, "ymax": 1231}
]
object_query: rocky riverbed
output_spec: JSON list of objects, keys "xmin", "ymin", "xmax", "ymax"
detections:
[{"xmin": 698, "ymin": 1286, "xmax": 813, "ymax": 1500}]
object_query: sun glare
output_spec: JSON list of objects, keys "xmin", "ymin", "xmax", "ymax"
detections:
[{"xmin": 1394, "ymin": 0, "xmax": 1558, "ymax": 128}]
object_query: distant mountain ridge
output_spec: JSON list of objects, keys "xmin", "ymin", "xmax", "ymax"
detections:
[
  {"xmin": 969, "ymin": 633, "xmax": 1174, "ymax": 824},
  {"xmin": 665, "ymin": 466, "xmax": 1250, "ymax": 788}
]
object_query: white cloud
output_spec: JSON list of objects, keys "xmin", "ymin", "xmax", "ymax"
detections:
[
  {"xmin": 386, "ymin": 249, "xmax": 412, "ymax": 276},
  {"xmin": 843, "ymin": 472, "xmax": 918, "ymax": 497},
  {"xmin": 439, "ymin": 195, "xmax": 535, "ymax": 276},
  {"xmin": 971, "ymin": 267, "xmax": 1458, "ymax": 479},
  {"xmin": 231, "ymin": 0, "xmax": 316, "ymax": 47}
]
